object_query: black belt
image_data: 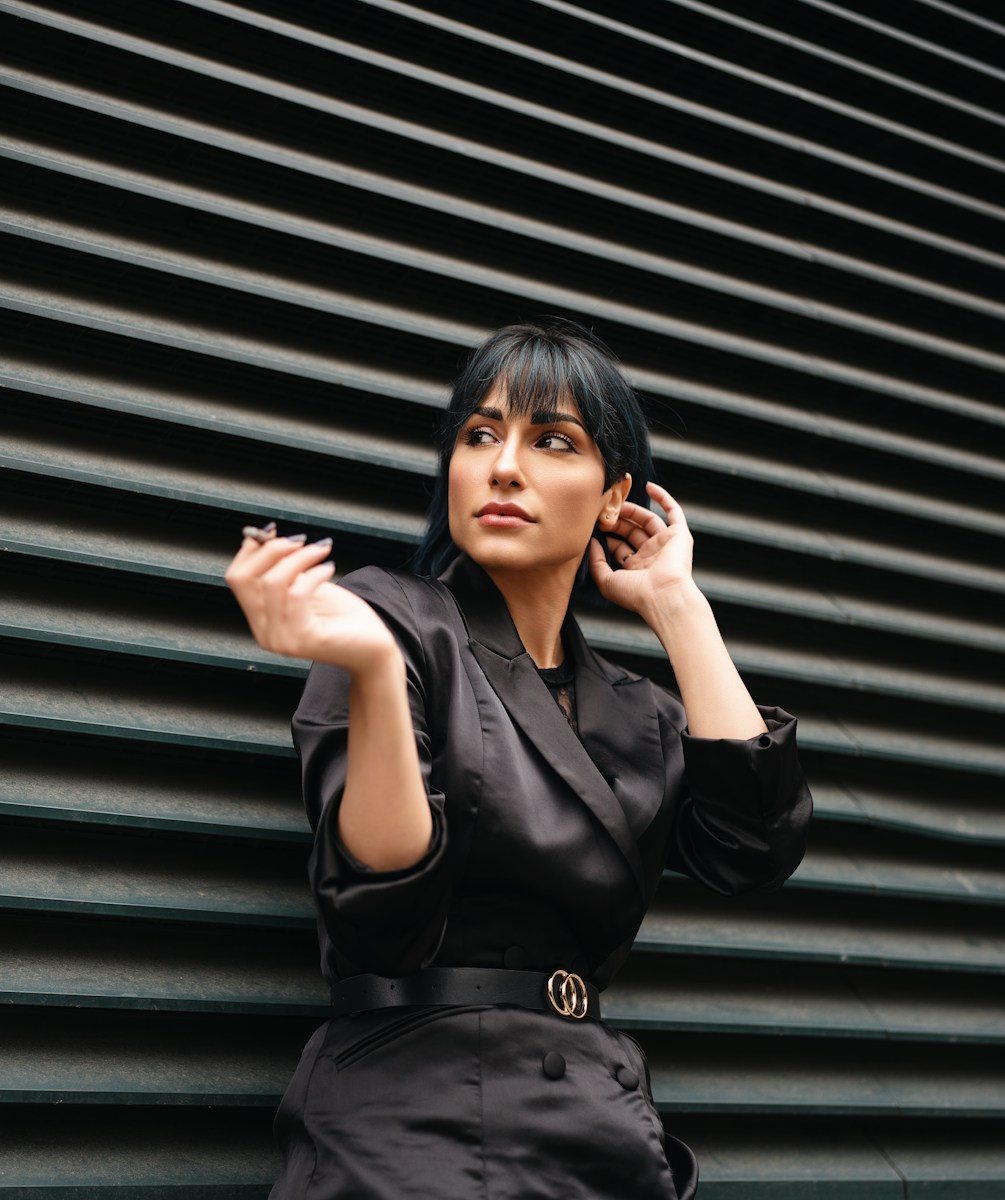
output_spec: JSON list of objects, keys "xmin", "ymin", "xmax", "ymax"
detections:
[{"xmin": 330, "ymin": 967, "xmax": 601, "ymax": 1021}]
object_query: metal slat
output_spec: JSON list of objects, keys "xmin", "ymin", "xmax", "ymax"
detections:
[
  {"xmin": 0, "ymin": 660, "xmax": 295, "ymax": 755},
  {"xmin": 11, "ymin": 575, "xmax": 1005, "ymax": 713},
  {"xmin": 7, "ymin": 281, "xmax": 1005, "ymax": 481},
  {"xmin": 639, "ymin": 884, "xmax": 1005, "ymax": 973},
  {"xmin": 517, "ymin": 0, "xmax": 1005, "ymax": 155},
  {"xmin": 9, "ymin": 119, "xmax": 1005, "ymax": 329},
  {"xmin": 0, "ymin": 433, "xmax": 423, "ymax": 542},
  {"xmin": 6, "ymin": 477, "xmax": 1005, "ymax": 665},
  {"xmin": 0, "ymin": 918, "xmax": 324, "ymax": 1014},
  {"xmin": 7, "ymin": 391, "xmax": 1005, "ymax": 609},
  {"xmin": 8, "ymin": 335, "xmax": 1005, "ymax": 533},
  {"xmin": 792, "ymin": 0, "xmax": 1004, "ymax": 83},
  {"xmin": 681, "ymin": 0, "xmax": 1003, "ymax": 107},
  {"xmin": 171, "ymin": 0, "xmax": 1005, "ymax": 222},
  {"xmin": 0, "ymin": 1011, "xmax": 301, "ymax": 1105},
  {"xmin": 5, "ymin": 228, "xmax": 1002, "ymax": 422},
  {"xmin": 677, "ymin": 1115, "xmax": 1005, "ymax": 1198},
  {"xmin": 0, "ymin": 826, "xmax": 309, "ymax": 926},
  {"xmin": 5, "ymin": 616, "xmax": 1003, "ymax": 777},
  {"xmin": 807, "ymin": 779, "xmax": 1005, "ymax": 846},
  {"xmin": 791, "ymin": 716, "xmax": 1005, "ymax": 778},
  {"xmin": 682, "ymin": 504, "xmax": 1005, "ymax": 594},
  {"xmin": 459, "ymin": 0, "xmax": 1005, "ymax": 138},
  {"xmin": 873, "ymin": 1126, "xmax": 1005, "ymax": 1200},
  {"xmin": 8, "ymin": 365, "xmax": 1005, "ymax": 581},
  {"xmin": 6, "ymin": 284, "xmax": 1005, "ymax": 541},
  {"xmin": 643, "ymin": 1033, "xmax": 1005, "ymax": 1116},
  {"xmin": 792, "ymin": 843, "xmax": 1005, "ymax": 906},
  {"xmin": 8, "ymin": 418, "xmax": 1003, "ymax": 596},
  {"xmin": 0, "ymin": 592, "xmax": 303, "ymax": 676},
  {"xmin": 9, "ymin": 191, "xmax": 1005, "ymax": 382},
  {"xmin": 608, "ymin": 955, "xmax": 1005, "ymax": 1042},
  {"xmin": 5, "ymin": 31, "xmax": 1004, "ymax": 286},
  {"xmin": 0, "ymin": 744, "xmax": 306, "ymax": 839},
  {"xmin": 584, "ymin": 613, "xmax": 1005, "ymax": 715},
  {"xmin": 11, "ymin": 0, "xmax": 1003, "ymax": 235},
  {"xmin": 0, "ymin": 1107, "xmax": 278, "ymax": 1195},
  {"xmin": 4, "ymin": 214, "xmax": 1004, "ymax": 542}
]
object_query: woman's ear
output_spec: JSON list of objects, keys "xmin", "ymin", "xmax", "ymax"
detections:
[{"xmin": 597, "ymin": 474, "xmax": 632, "ymax": 530}]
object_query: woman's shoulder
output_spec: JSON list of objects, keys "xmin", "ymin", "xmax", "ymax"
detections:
[
  {"xmin": 338, "ymin": 565, "xmax": 457, "ymax": 638},
  {"xmin": 340, "ymin": 564, "xmax": 438, "ymax": 599}
]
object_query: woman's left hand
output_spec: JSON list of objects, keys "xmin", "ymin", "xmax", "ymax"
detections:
[{"xmin": 588, "ymin": 482, "xmax": 698, "ymax": 619}]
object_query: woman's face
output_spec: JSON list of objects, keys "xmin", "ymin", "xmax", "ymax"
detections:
[{"xmin": 447, "ymin": 382, "xmax": 627, "ymax": 578}]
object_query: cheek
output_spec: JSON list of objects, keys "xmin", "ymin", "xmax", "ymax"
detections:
[
  {"xmin": 447, "ymin": 457, "xmax": 467, "ymax": 508},
  {"xmin": 547, "ymin": 472, "xmax": 606, "ymax": 526},
  {"xmin": 447, "ymin": 457, "xmax": 471, "ymax": 535}
]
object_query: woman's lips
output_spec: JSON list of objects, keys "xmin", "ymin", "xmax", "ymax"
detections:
[
  {"xmin": 477, "ymin": 512, "xmax": 533, "ymax": 526},
  {"xmin": 476, "ymin": 503, "xmax": 535, "ymax": 526}
]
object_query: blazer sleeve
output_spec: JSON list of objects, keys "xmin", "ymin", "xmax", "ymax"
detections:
[
  {"xmin": 663, "ymin": 703, "xmax": 813, "ymax": 894},
  {"xmin": 292, "ymin": 566, "xmax": 451, "ymax": 976}
]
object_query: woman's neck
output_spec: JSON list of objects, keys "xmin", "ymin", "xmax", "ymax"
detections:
[{"xmin": 486, "ymin": 564, "xmax": 575, "ymax": 668}]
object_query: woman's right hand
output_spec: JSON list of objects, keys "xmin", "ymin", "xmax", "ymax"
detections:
[{"xmin": 224, "ymin": 529, "xmax": 399, "ymax": 672}]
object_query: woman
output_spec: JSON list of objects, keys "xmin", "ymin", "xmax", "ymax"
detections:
[{"xmin": 226, "ymin": 321, "xmax": 812, "ymax": 1199}]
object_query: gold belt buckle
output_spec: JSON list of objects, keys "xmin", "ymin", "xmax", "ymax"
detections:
[{"xmin": 546, "ymin": 969, "xmax": 589, "ymax": 1019}]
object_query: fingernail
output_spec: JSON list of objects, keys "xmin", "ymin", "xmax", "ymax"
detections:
[
  {"xmin": 286, "ymin": 533, "xmax": 307, "ymax": 544},
  {"xmin": 262, "ymin": 521, "xmax": 277, "ymax": 533},
  {"xmin": 313, "ymin": 537, "xmax": 333, "ymax": 548}
]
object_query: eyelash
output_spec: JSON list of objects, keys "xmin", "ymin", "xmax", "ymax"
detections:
[
  {"xmin": 463, "ymin": 426, "xmax": 577, "ymax": 452},
  {"xmin": 538, "ymin": 431, "xmax": 577, "ymax": 451}
]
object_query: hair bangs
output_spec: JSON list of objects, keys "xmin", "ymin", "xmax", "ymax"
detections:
[
  {"xmin": 493, "ymin": 339, "xmax": 608, "ymax": 446},
  {"xmin": 444, "ymin": 331, "xmax": 615, "ymax": 478}
]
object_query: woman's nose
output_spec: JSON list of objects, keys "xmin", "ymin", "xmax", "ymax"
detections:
[{"xmin": 490, "ymin": 437, "xmax": 524, "ymax": 488}]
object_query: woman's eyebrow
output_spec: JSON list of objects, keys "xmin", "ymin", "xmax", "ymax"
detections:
[
  {"xmin": 470, "ymin": 404, "xmax": 586, "ymax": 432},
  {"xmin": 531, "ymin": 409, "xmax": 587, "ymax": 431}
]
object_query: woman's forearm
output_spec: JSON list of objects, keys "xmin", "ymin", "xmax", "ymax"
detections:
[
  {"xmin": 337, "ymin": 645, "xmax": 433, "ymax": 871},
  {"xmin": 644, "ymin": 580, "xmax": 767, "ymax": 741}
]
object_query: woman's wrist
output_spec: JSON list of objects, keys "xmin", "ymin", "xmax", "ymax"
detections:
[
  {"xmin": 313, "ymin": 626, "xmax": 402, "ymax": 678},
  {"xmin": 640, "ymin": 578, "xmax": 711, "ymax": 651},
  {"xmin": 343, "ymin": 636, "xmax": 405, "ymax": 685}
]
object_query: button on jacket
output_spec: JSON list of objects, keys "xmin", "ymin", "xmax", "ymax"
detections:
[{"xmin": 270, "ymin": 554, "xmax": 812, "ymax": 1200}]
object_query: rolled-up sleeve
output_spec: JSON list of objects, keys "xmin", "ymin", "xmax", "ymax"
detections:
[
  {"xmin": 666, "ymin": 705, "xmax": 812, "ymax": 894},
  {"xmin": 293, "ymin": 568, "xmax": 451, "ymax": 977}
]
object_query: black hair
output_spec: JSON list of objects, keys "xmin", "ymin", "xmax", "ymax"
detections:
[{"xmin": 412, "ymin": 319, "xmax": 656, "ymax": 580}]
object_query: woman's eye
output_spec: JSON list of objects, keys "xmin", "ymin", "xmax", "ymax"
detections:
[
  {"xmin": 463, "ymin": 427, "xmax": 496, "ymax": 446},
  {"xmin": 537, "ymin": 432, "xmax": 576, "ymax": 451}
]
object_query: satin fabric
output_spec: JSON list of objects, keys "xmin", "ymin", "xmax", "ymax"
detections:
[
  {"xmin": 273, "ymin": 1007, "xmax": 678, "ymax": 1199},
  {"xmin": 272, "ymin": 555, "xmax": 812, "ymax": 1198}
]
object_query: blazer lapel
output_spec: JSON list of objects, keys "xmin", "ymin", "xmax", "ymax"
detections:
[
  {"xmin": 440, "ymin": 556, "xmax": 653, "ymax": 901},
  {"xmin": 565, "ymin": 619, "xmax": 667, "ymax": 844}
]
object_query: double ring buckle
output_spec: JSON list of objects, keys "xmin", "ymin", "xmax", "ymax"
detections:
[{"xmin": 546, "ymin": 969, "xmax": 589, "ymax": 1019}]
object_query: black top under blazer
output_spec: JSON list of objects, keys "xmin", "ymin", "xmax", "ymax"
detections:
[{"xmin": 271, "ymin": 553, "xmax": 812, "ymax": 1200}]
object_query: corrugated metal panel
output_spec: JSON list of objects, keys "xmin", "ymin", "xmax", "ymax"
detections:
[{"xmin": 1, "ymin": 0, "xmax": 1002, "ymax": 1192}]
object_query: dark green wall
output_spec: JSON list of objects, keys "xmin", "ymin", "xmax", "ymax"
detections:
[{"xmin": 1, "ymin": 0, "xmax": 1003, "ymax": 1193}]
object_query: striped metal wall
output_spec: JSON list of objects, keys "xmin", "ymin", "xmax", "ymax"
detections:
[{"xmin": 1, "ymin": 0, "xmax": 1003, "ymax": 1194}]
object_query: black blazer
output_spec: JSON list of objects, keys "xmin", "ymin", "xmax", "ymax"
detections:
[
  {"xmin": 274, "ymin": 554, "xmax": 812, "ymax": 1200},
  {"xmin": 293, "ymin": 553, "xmax": 811, "ymax": 989}
]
